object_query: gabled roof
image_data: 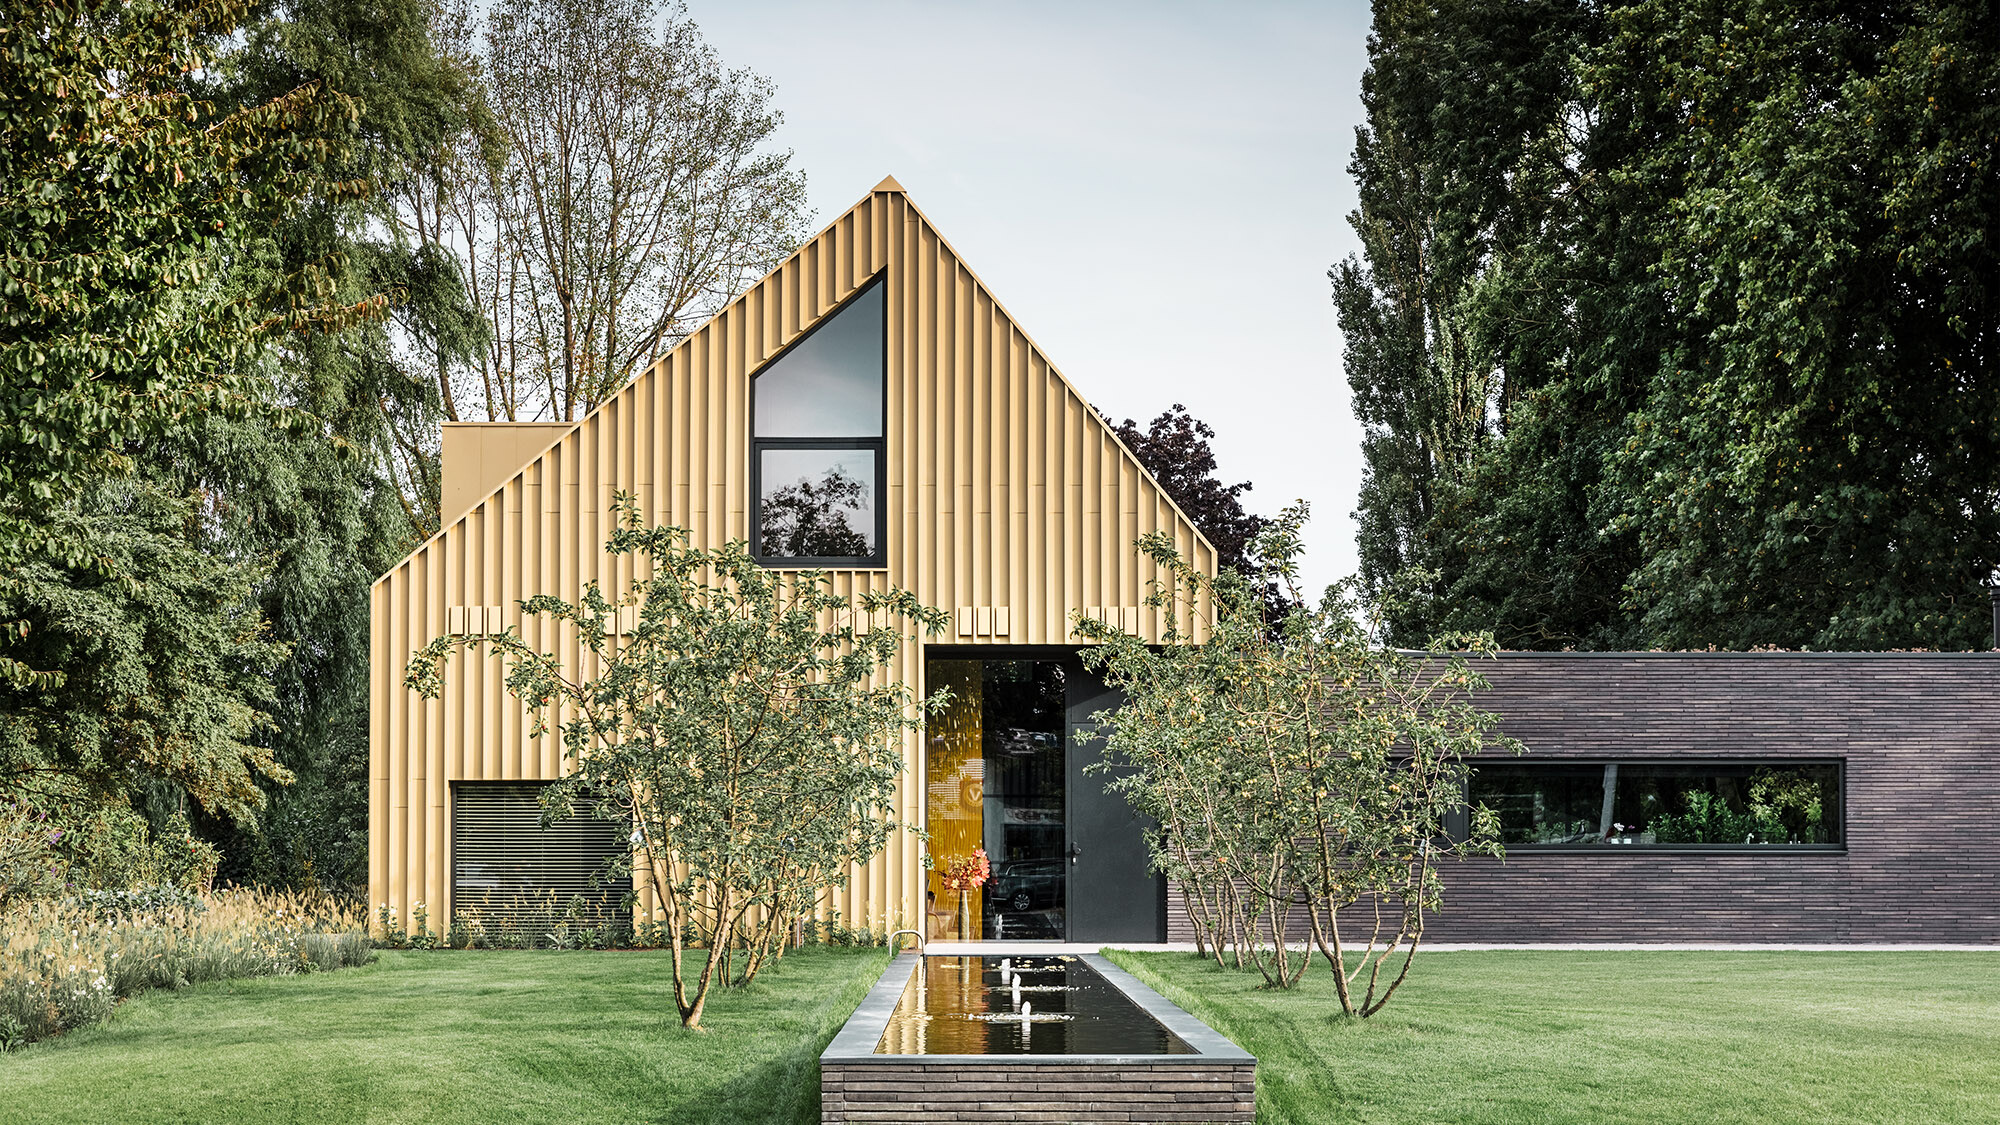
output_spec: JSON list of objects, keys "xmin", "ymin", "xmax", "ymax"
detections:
[{"xmin": 376, "ymin": 178, "xmax": 1218, "ymax": 598}]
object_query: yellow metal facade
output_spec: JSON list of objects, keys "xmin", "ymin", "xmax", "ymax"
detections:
[
  {"xmin": 439, "ymin": 422, "xmax": 576, "ymax": 528},
  {"xmin": 369, "ymin": 179, "xmax": 1217, "ymax": 933}
]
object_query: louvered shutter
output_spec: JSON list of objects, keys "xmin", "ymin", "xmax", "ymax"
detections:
[{"xmin": 451, "ymin": 783, "xmax": 626, "ymax": 925}]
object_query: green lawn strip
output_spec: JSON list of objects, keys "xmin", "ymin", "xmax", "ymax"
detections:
[
  {"xmin": 0, "ymin": 947, "xmax": 892, "ymax": 1125},
  {"xmin": 1107, "ymin": 949, "xmax": 2000, "ymax": 1125}
]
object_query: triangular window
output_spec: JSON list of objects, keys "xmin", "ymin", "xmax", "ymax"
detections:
[{"xmin": 751, "ymin": 277, "xmax": 886, "ymax": 564}]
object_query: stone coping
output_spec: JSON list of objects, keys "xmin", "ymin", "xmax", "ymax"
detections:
[{"xmin": 822, "ymin": 950, "xmax": 1254, "ymax": 1066}]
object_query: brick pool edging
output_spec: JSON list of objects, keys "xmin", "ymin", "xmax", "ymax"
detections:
[{"xmin": 820, "ymin": 952, "xmax": 1256, "ymax": 1124}]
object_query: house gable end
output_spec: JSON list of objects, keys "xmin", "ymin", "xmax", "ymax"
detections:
[{"xmin": 369, "ymin": 179, "xmax": 1220, "ymax": 931}]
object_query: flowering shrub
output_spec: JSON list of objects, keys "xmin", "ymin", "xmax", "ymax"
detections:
[{"xmin": 0, "ymin": 888, "xmax": 371, "ymax": 1049}]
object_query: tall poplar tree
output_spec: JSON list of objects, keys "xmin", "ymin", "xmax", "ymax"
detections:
[{"xmin": 1338, "ymin": 0, "xmax": 2000, "ymax": 651}]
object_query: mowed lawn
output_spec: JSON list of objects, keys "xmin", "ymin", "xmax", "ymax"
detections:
[
  {"xmin": 0, "ymin": 947, "xmax": 891, "ymax": 1125},
  {"xmin": 9, "ymin": 947, "xmax": 1999, "ymax": 1125},
  {"xmin": 1110, "ymin": 949, "xmax": 2000, "ymax": 1125}
]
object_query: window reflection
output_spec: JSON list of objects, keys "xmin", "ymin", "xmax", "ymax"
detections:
[
  {"xmin": 751, "ymin": 275, "xmax": 886, "ymax": 563},
  {"xmin": 757, "ymin": 449, "xmax": 877, "ymax": 559},
  {"xmin": 1471, "ymin": 761, "xmax": 1843, "ymax": 846}
]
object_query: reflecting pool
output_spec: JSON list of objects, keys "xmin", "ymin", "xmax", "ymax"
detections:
[{"xmin": 874, "ymin": 955, "xmax": 1194, "ymax": 1056}]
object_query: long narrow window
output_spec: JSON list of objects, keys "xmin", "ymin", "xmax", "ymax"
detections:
[
  {"xmin": 1469, "ymin": 761, "xmax": 1844, "ymax": 849},
  {"xmin": 751, "ymin": 277, "xmax": 886, "ymax": 565}
]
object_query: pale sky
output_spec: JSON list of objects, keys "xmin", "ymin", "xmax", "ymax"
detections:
[{"xmin": 693, "ymin": 0, "xmax": 1374, "ymax": 597}]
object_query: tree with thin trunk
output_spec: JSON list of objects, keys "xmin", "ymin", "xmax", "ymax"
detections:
[
  {"xmin": 405, "ymin": 494, "xmax": 946, "ymax": 1029},
  {"xmin": 378, "ymin": 0, "xmax": 809, "ymax": 539},
  {"xmin": 1078, "ymin": 502, "xmax": 1519, "ymax": 1015},
  {"xmin": 408, "ymin": 0, "xmax": 805, "ymax": 413}
]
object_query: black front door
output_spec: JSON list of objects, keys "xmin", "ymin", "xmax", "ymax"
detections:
[{"xmin": 1064, "ymin": 658, "xmax": 1165, "ymax": 942}]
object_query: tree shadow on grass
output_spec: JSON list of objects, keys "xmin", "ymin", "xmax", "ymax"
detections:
[{"xmin": 650, "ymin": 1032, "xmax": 826, "ymax": 1125}]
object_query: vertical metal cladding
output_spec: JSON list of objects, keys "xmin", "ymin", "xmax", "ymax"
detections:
[{"xmin": 369, "ymin": 181, "xmax": 1219, "ymax": 934}]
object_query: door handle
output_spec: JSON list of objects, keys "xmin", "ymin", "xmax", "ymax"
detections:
[{"xmin": 1067, "ymin": 842, "xmax": 1082, "ymax": 866}]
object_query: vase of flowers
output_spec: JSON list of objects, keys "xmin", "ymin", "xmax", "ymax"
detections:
[{"xmin": 937, "ymin": 848, "xmax": 990, "ymax": 939}]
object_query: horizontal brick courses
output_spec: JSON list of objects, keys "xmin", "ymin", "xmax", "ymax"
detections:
[
  {"xmin": 820, "ymin": 1061, "xmax": 1255, "ymax": 1123},
  {"xmin": 1170, "ymin": 653, "xmax": 2000, "ymax": 944}
]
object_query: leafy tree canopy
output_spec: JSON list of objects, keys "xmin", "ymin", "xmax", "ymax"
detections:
[
  {"xmin": 0, "ymin": 0, "xmax": 375, "ymax": 684},
  {"xmin": 0, "ymin": 480, "xmax": 290, "ymax": 829},
  {"xmin": 1110, "ymin": 404, "xmax": 1267, "ymax": 573},
  {"xmin": 183, "ymin": 0, "xmax": 496, "ymax": 894},
  {"xmin": 1338, "ymin": 0, "xmax": 1999, "ymax": 651}
]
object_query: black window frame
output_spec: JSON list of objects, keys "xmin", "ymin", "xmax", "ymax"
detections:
[
  {"xmin": 749, "ymin": 272, "xmax": 888, "ymax": 568},
  {"xmin": 1466, "ymin": 758, "xmax": 1848, "ymax": 854}
]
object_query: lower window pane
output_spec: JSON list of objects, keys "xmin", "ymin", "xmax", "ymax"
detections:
[
  {"xmin": 1471, "ymin": 762, "xmax": 1841, "ymax": 846},
  {"xmin": 758, "ymin": 447, "xmax": 878, "ymax": 559}
]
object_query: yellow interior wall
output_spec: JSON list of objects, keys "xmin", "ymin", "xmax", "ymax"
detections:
[{"xmin": 925, "ymin": 660, "xmax": 984, "ymax": 938}]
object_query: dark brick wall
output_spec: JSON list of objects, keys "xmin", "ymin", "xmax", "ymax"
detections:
[
  {"xmin": 820, "ymin": 1061, "xmax": 1255, "ymax": 1123},
  {"xmin": 1171, "ymin": 653, "xmax": 2000, "ymax": 944}
]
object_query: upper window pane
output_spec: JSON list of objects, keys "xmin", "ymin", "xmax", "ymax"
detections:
[
  {"xmin": 753, "ymin": 281, "xmax": 884, "ymax": 438},
  {"xmin": 758, "ymin": 447, "xmax": 878, "ymax": 558}
]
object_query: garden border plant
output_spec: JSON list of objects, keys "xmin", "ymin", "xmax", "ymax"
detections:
[{"xmin": 0, "ymin": 886, "xmax": 371, "ymax": 1049}]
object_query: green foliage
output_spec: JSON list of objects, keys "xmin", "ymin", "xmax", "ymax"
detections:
[
  {"xmin": 1077, "ymin": 502, "xmax": 1519, "ymax": 1016},
  {"xmin": 1649, "ymin": 791, "xmax": 1761, "ymax": 845},
  {"xmin": 1748, "ymin": 768, "xmax": 1828, "ymax": 844},
  {"xmin": 1340, "ymin": 0, "xmax": 2000, "ymax": 650},
  {"xmin": 0, "ymin": 0, "xmax": 371, "ymax": 592},
  {"xmin": 0, "ymin": 799, "xmax": 68, "ymax": 906},
  {"xmin": 0, "ymin": 481, "xmax": 290, "ymax": 841},
  {"xmin": 1, "ymin": 0, "xmax": 409, "ymax": 897},
  {"xmin": 405, "ymin": 494, "xmax": 947, "ymax": 1029},
  {"xmin": 1591, "ymin": 0, "xmax": 2000, "ymax": 649},
  {"xmin": 1334, "ymin": 0, "xmax": 1594, "ymax": 644},
  {"xmin": 186, "ymin": 0, "xmax": 497, "ymax": 894},
  {"xmin": 1649, "ymin": 768, "xmax": 1831, "ymax": 845},
  {"xmin": 55, "ymin": 806, "xmax": 222, "ymax": 892}
]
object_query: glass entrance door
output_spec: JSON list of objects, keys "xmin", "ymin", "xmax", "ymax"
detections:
[{"xmin": 925, "ymin": 659, "xmax": 1067, "ymax": 940}]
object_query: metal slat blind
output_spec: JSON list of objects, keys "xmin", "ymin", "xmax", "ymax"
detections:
[{"xmin": 451, "ymin": 784, "xmax": 626, "ymax": 925}]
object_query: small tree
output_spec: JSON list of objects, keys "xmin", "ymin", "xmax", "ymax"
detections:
[
  {"xmin": 1077, "ymin": 501, "xmax": 1519, "ymax": 1015},
  {"xmin": 406, "ymin": 495, "xmax": 945, "ymax": 1029}
]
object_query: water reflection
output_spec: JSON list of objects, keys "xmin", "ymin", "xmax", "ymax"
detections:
[{"xmin": 874, "ymin": 956, "xmax": 1194, "ymax": 1056}]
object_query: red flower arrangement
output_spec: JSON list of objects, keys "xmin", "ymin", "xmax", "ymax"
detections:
[{"xmin": 937, "ymin": 847, "xmax": 990, "ymax": 891}]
